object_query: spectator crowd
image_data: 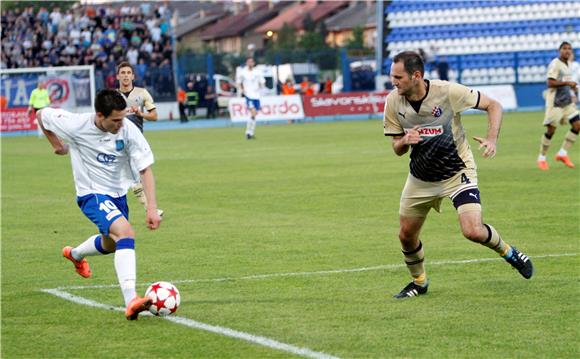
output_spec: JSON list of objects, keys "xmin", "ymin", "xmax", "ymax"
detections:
[{"xmin": 1, "ymin": 3, "xmax": 176, "ymax": 100}]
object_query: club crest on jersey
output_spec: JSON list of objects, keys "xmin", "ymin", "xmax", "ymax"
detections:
[
  {"xmin": 405, "ymin": 125, "xmax": 444, "ymax": 137},
  {"xmin": 431, "ymin": 106, "xmax": 443, "ymax": 117},
  {"xmin": 115, "ymin": 140, "xmax": 125, "ymax": 151}
]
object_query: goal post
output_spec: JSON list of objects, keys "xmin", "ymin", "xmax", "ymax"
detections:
[{"xmin": 1, "ymin": 65, "xmax": 96, "ymax": 133}]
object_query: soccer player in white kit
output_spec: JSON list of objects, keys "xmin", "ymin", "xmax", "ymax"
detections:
[
  {"xmin": 236, "ymin": 57, "xmax": 265, "ymax": 139},
  {"xmin": 36, "ymin": 89, "xmax": 161, "ymax": 320}
]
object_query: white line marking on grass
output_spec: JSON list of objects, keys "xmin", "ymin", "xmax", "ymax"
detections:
[
  {"xmin": 40, "ymin": 288, "xmax": 340, "ymax": 359},
  {"xmin": 41, "ymin": 253, "xmax": 576, "ymax": 358},
  {"xmin": 54, "ymin": 252, "xmax": 577, "ymax": 291}
]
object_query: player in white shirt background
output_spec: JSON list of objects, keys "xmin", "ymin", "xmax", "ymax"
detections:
[
  {"xmin": 36, "ymin": 89, "xmax": 161, "ymax": 320},
  {"xmin": 236, "ymin": 57, "xmax": 265, "ymax": 140}
]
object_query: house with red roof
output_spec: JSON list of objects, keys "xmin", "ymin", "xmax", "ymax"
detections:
[{"xmin": 198, "ymin": 1, "xmax": 290, "ymax": 54}]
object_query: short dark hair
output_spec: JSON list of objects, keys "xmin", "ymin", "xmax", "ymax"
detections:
[
  {"xmin": 116, "ymin": 61, "xmax": 133, "ymax": 74},
  {"xmin": 94, "ymin": 89, "xmax": 127, "ymax": 117},
  {"xmin": 393, "ymin": 51, "xmax": 424, "ymax": 77},
  {"xmin": 559, "ymin": 41, "xmax": 572, "ymax": 50}
]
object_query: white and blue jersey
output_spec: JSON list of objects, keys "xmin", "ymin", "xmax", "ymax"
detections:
[
  {"xmin": 41, "ymin": 107, "xmax": 154, "ymax": 235},
  {"xmin": 41, "ymin": 107, "xmax": 154, "ymax": 197}
]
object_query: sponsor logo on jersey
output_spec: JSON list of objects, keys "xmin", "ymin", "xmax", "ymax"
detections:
[
  {"xmin": 431, "ymin": 106, "xmax": 443, "ymax": 117},
  {"xmin": 404, "ymin": 125, "xmax": 444, "ymax": 137},
  {"xmin": 115, "ymin": 140, "xmax": 125, "ymax": 151},
  {"xmin": 97, "ymin": 153, "xmax": 117, "ymax": 164}
]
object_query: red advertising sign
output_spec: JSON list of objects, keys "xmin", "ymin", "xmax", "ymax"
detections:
[
  {"xmin": 302, "ymin": 91, "xmax": 390, "ymax": 117},
  {"xmin": 0, "ymin": 108, "xmax": 37, "ymax": 132}
]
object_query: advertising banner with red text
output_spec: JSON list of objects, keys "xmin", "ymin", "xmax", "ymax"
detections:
[
  {"xmin": 302, "ymin": 91, "xmax": 390, "ymax": 116},
  {"xmin": 228, "ymin": 95, "xmax": 304, "ymax": 122},
  {"xmin": 0, "ymin": 108, "xmax": 37, "ymax": 132}
]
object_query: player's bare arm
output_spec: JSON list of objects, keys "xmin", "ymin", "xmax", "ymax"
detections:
[
  {"xmin": 547, "ymin": 78, "xmax": 577, "ymax": 90},
  {"xmin": 36, "ymin": 110, "xmax": 69, "ymax": 155},
  {"xmin": 392, "ymin": 125, "xmax": 422, "ymax": 156},
  {"xmin": 140, "ymin": 166, "xmax": 161, "ymax": 230},
  {"xmin": 129, "ymin": 106, "xmax": 158, "ymax": 122},
  {"xmin": 473, "ymin": 93, "xmax": 502, "ymax": 158}
]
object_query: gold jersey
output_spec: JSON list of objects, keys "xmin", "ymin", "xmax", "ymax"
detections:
[
  {"xmin": 383, "ymin": 80, "xmax": 480, "ymax": 182},
  {"xmin": 120, "ymin": 87, "xmax": 156, "ymax": 132},
  {"xmin": 545, "ymin": 57, "xmax": 574, "ymax": 108}
]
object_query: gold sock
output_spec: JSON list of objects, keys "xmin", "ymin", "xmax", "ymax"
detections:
[
  {"xmin": 482, "ymin": 224, "xmax": 510, "ymax": 256},
  {"xmin": 539, "ymin": 134, "xmax": 551, "ymax": 157},
  {"xmin": 402, "ymin": 241, "xmax": 427, "ymax": 286},
  {"xmin": 132, "ymin": 183, "xmax": 148, "ymax": 209},
  {"xmin": 561, "ymin": 130, "xmax": 578, "ymax": 152}
]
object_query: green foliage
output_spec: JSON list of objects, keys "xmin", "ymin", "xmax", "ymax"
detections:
[
  {"xmin": 2, "ymin": 113, "xmax": 579, "ymax": 358},
  {"xmin": 345, "ymin": 26, "xmax": 366, "ymax": 50},
  {"xmin": 275, "ymin": 23, "xmax": 297, "ymax": 50}
]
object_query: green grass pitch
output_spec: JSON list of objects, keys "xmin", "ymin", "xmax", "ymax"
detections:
[{"xmin": 1, "ymin": 111, "xmax": 578, "ymax": 358}]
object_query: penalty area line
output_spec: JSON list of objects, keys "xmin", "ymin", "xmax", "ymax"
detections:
[
  {"xmin": 54, "ymin": 252, "xmax": 577, "ymax": 291},
  {"xmin": 40, "ymin": 288, "xmax": 340, "ymax": 359}
]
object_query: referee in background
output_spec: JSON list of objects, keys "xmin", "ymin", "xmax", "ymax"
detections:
[{"xmin": 28, "ymin": 80, "xmax": 51, "ymax": 137}]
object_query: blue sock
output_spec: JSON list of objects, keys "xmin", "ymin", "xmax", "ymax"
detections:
[{"xmin": 502, "ymin": 247, "xmax": 513, "ymax": 259}]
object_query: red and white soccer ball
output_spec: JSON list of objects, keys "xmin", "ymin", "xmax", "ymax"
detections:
[{"xmin": 145, "ymin": 281, "xmax": 180, "ymax": 316}]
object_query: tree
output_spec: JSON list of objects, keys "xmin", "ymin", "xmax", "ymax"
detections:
[
  {"xmin": 345, "ymin": 26, "xmax": 365, "ymax": 50},
  {"xmin": 276, "ymin": 23, "xmax": 297, "ymax": 50}
]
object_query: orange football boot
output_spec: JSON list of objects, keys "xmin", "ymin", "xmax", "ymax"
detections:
[
  {"xmin": 537, "ymin": 159, "xmax": 549, "ymax": 171},
  {"xmin": 555, "ymin": 154, "xmax": 574, "ymax": 168},
  {"xmin": 125, "ymin": 296, "xmax": 152, "ymax": 320},
  {"xmin": 62, "ymin": 246, "xmax": 92, "ymax": 278}
]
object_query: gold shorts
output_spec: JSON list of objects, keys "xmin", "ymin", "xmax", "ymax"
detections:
[
  {"xmin": 543, "ymin": 103, "xmax": 579, "ymax": 126},
  {"xmin": 399, "ymin": 168, "xmax": 480, "ymax": 218}
]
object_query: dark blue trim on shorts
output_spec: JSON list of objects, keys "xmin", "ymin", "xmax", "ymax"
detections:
[
  {"xmin": 452, "ymin": 188, "xmax": 481, "ymax": 209},
  {"xmin": 116, "ymin": 238, "xmax": 135, "ymax": 250}
]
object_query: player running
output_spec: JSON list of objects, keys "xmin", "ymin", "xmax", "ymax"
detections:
[
  {"xmin": 116, "ymin": 61, "xmax": 164, "ymax": 216},
  {"xmin": 37, "ymin": 89, "xmax": 161, "ymax": 319},
  {"xmin": 383, "ymin": 51, "xmax": 534, "ymax": 299},
  {"xmin": 536, "ymin": 41, "xmax": 579, "ymax": 170}
]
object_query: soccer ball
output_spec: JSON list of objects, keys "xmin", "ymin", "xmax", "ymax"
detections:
[{"xmin": 145, "ymin": 281, "xmax": 180, "ymax": 316}]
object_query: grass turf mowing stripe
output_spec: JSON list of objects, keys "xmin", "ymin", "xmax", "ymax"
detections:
[
  {"xmin": 41, "ymin": 288, "xmax": 341, "ymax": 359},
  {"xmin": 48, "ymin": 252, "xmax": 576, "ymax": 290}
]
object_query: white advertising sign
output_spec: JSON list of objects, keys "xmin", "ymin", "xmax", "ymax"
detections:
[
  {"xmin": 472, "ymin": 85, "xmax": 518, "ymax": 110},
  {"xmin": 228, "ymin": 95, "xmax": 305, "ymax": 122}
]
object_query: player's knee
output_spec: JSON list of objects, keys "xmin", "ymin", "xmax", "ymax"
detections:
[
  {"xmin": 461, "ymin": 225, "xmax": 485, "ymax": 242},
  {"xmin": 398, "ymin": 227, "xmax": 417, "ymax": 242},
  {"xmin": 109, "ymin": 228, "xmax": 135, "ymax": 242}
]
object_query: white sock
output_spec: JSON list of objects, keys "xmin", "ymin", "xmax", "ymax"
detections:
[
  {"xmin": 538, "ymin": 154, "xmax": 546, "ymax": 161},
  {"xmin": 246, "ymin": 118, "xmax": 256, "ymax": 136},
  {"xmin": 114, "ymin": 238, "xmax": 137, "ymax": 306},
  {"xmin": 71, "ymin": 234, "xmax": 108, "ymax": 260},
  {"xmin": 558, "ymin": 148, "xmax": 567, "ymax": 156}
]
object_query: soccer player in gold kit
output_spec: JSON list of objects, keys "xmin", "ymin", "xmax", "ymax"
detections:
[
  {"xmin": 537, "ymin": 41, "xmax": 579, "ymax": 170},
  {"xmin": 117, "ymin": 61, "xmax": 164, "ymax": 217},
  {"xmin": 383, "ymin": 51, "xmax": 533, "ymax": 298}
]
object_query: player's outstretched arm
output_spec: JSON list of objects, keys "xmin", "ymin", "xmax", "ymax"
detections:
[
  {"xmin": 473, "ymin": 93, "xmax": 502, "ymax": 158},
  {"xmin": 140, "ymin": 166, "xmax": 161, "ymax": 230},
  {"xmin": 36, "ymin": 110, "xmax": 69, "ymax": 155}
]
